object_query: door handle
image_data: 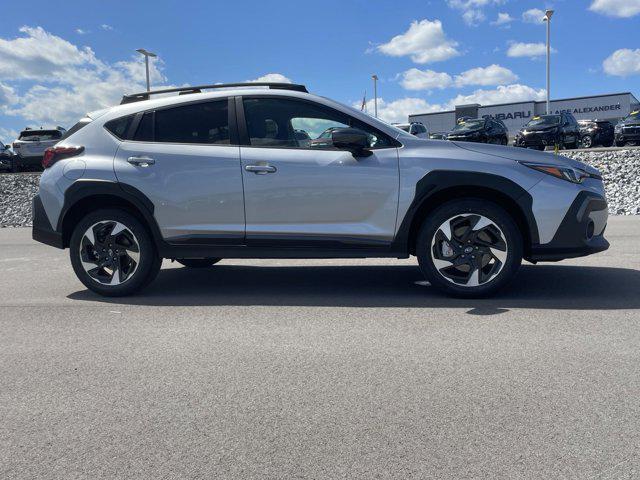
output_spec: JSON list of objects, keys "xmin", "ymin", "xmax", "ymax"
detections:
[
  {"xmin": 127, "ymin": 156, "xmax": 155, "ymax": 167},
  {"xmin": 245, "ymin": 164, "xmax": 277, "ymax": 174}
]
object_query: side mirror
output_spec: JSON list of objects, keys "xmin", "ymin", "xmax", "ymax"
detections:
[{"xmin": 331, "ymin": 128, "xmax": 372, "ymax": 157}]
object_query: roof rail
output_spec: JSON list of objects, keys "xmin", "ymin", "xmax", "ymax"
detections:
[{"xmin": 120, "ymin": 82, "xmax": 309, "ymax": 104}]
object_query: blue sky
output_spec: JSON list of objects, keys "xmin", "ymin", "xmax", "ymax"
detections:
[{"xmin": 1, "ymin": 0, "xmax": 639, "ymax": 143}]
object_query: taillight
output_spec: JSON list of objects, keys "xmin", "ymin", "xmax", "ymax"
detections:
[{"xmin": 42, "ymin": 146, "xmax": 84, "ymax": 169}]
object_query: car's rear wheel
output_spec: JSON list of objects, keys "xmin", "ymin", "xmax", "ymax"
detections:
[
  {"xmin": 70, "ymin": 209, "xmax": 161, "ymax": 296},
  {"xmin": 416, "ymin": 199, "xmax": 523, "ymax": 298},
  {"xmin": 616, "ymin": 140, "xmax": 626, "ymax": 147},
  {"xmin": 176, "ymin": 258, "xmax": 221, "ymax": 268}
]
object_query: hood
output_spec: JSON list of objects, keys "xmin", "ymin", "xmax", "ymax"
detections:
[
  {"xmin": 620, "ymin": 120, "xmax": 640, "ymax": 127},
  {"xmin": 451, "ymin": 141, "xmax": 600, "ymax": 175},
  {"xmin": 448, "ymin": 128, "xmax": 482, "ymax": 136},
  {"xmin": 521, "ymin": 124, "xmax": 558, "ymax": 133}
]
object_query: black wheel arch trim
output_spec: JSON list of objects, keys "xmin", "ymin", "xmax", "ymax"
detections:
[
  {"xmin": 57, "ymin": 179, "xmax": 165, "ymax": 250},
  {"xmin": 390, "ymin": 170, "xmax": 539, "ymax": 255}
]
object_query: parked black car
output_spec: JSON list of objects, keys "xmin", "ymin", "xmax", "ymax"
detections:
[
  {"xmin": 514, "ymin": 113, "xmax": 581, "ymax": 150},
  {"xmin": 614, "ymin": 110, "xmax": 640, "ymax": 147},
  {"xmin": 446, "ymin": 118, "xmax": 509, "ymax": 145},
  {"xmin": 578, "ymin": 120, "xmax": 614, "ymax": 148},
  {"xmin": 0, "ymin": 141, "xmax": 14, "ymax": 172}
]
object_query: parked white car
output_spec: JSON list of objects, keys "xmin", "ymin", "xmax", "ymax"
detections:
[
  {"xmin": 12, "ymin": 127, "xmax": 66, "ymax": 171},
  {"xmin": 393, "ymin": 122, "xmax": 429, "ymax": 139}
]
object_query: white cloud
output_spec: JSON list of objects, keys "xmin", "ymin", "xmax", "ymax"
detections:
[
  {"xmin": 506, "ymin": 42, "xmax": 552, "ymax": 58},
  {"xmin": 590, "ymin": 0, "xmax": 640, "ymax": 17},
  {"xmin": 0, "ymin": 26, "xmax": 170, "ymax": 126},
  {"xmin": 491, "ymin": 13, "xmax": 514, "ymax": 25},
  {"xmin": 400, "ymin": 68, "xmax": 453, "ymax": 90},
  {"xmin": 0, "ymin": 26, "xmax": 102, "ymax": 82},
  {"xmin": 100, "ymin": 24, "xmax": 113, "ymax": 31},
  {"xmin": 447, "ymin": 0, "xmax": 503, "ymax": 26},
  {"xmin": 376, "ymin": 19, "xmax": 460, "ymax": 64},
  {"xmin": 355, "ymin": 82, "xmax": 546, "ymax": 124},
  {"xmin": 400, "ymin": 64, "xmax": 519, "ymax": 91},
  {"xmin": 454, "ymin": 64, "xmax": 518, "ymax": 87},
  {"xmin": 248, "ymin": 73, "xmax": 292, "ymax": 83},
  {"xmin": 75, "ymin": 28, "xmax": 89, "ymax": 35},
  {"xmin": 447, "ymin": 84, "xmax": 546, "ymax": 107},
  {"xmin": 522, "ymin": 8, "xmax": 545, "ymax": 24},
  {"xmin": 356, "ymin": 97, "xmax": 444, "ymax": 124},
  {"xmin": 603, "ymin": 48, "xmax": 640, "ymax": 76},
  {"xmin": 0, "ymin": 127, "xmax": 18, "ymax": 144},
  {"xmin": 0, "ymin": 82, "xmax": 17, "ymax": 106},
  {"xmin": 462, "ymin": 9, "xmax": 486, "ymax": 26}
]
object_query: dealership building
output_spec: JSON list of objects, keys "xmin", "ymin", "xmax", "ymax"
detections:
[{"xmin": 408, "ymin": 92, "xmax": 640, "ymax": 139}]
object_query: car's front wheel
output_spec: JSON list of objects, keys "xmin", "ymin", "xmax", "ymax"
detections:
[
  {"xmin": 581, "ymin": 135, "xmax": 593, "ymax": 148},
  {"xmin": 416, "ymin": 199, "xmax": 523, "ymax": 297},
  {"xmin": 70, "ymin": 209, "xmax": 161, "ymax": 296}
]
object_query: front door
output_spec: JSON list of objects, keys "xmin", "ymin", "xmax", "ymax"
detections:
[
  {"xmin": 238, "ymin": 96, "xmax": 399, "ymax": 249},
  {"xmin": 113, "ymin": 98, "xmax": 245, "ymax": 243}
]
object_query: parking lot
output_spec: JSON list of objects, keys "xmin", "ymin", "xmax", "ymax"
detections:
[{"xmin": 0, "ymin": 216, "xmax": 638, "ymax": 479}]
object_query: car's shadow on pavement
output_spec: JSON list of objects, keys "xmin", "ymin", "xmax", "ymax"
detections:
[{"xmin": 67, "ymin": 263, "xmax": 640, "ymax": 312}]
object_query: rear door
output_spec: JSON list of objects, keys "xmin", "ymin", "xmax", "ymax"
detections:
[
  {"xmin": 113, "ymin": 98, "xmax": 245, "ymax": 243},
  {"xmin": 237, "ymin": 96, "xmax": 399, "ymax": 249}
]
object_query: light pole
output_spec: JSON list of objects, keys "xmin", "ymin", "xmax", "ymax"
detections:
[
  {"xmin": 543, "ymin": 10, "xmax": 554, "ymax": 114},
  {"xmin": 136, "ymin": 48, "xmax": 157, "ymax": 92},
  {"xmin": 372, "ymin": 75, "xmax": 378, "ymax": 118}
]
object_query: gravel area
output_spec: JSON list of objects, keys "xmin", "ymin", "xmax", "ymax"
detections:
[
  {"xmin": 0, "ymin": 173, "xmax": 40, "ymax": 227},
  {"xmin": 563, "ymin": 149, "xmax": 640, "ymax": 215},
  {"xmin": 1, "ymin": 148, "xmax": 639, "ymax": 227}
]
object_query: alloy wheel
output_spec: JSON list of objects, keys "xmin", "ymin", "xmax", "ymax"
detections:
[
  {"xmin": 430, "ymin": 214, "xmax": 508, "ymax": 287},
  {"xmin": 581, "ymin": 136, "xmax": 592, "ymax": 148},
  {"xmin": 79, "ymin": 221, "xmax": 140, "ymax": 285}
]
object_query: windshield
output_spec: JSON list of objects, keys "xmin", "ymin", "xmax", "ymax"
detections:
[
  {"xmin": 452, "ymin": 119, "xmax": 484, "ymax": 131},
  {"xmin": 623, "ymin": 111, "xmax": 640, "ymax": 122},
  {"xmin": 527, "ymin": 115, "xmax": 560, "ymax": 127},
  {"xmin": 18, "ymin": 130, "xmax": 63, "ymax": 141}
]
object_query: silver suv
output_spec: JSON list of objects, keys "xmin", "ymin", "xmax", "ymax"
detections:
[{"xmin": 32, "ymin": 83, "xmax": 609, "ymax": 297}]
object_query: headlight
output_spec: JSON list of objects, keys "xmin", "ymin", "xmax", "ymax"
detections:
[
  {"xmin": 520, "ymin": 162, "xmax": 598, "ymax": 184},
  {"xmin": 614, "ymin": 124, "xmax": 623, "ymax": 132}
]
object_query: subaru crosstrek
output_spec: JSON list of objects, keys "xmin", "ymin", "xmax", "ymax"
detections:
[{"xmin": 32, "ymin": 83, "xmax": 609, "ymax": 297}]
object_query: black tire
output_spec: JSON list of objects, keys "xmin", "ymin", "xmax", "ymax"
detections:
[
  {"xmin": 176, "ymin": 258, "xmax": 221, "ymax": 268},
  {"xmin": 11, "ymin": 159, "xmax": 18, "ymax": 173},
  {"xmin": 581, "ymin": 135, "xmax": 593, "ymax": 149},
  {"xmin": 70, "ymin": 209, "xmax": 161, "ymax": 296},
  {"xmin": 602, "ymin": 140, "xmax": 613, "ymax": 148},
  {"xmin": 616, "ymin": 140, "xmax": 626, "ymax": 147},
  {"xmin": 416, "ymin": 198, "xmax": 523, "ymax": 298},
  {"xmin": 502, "ymin": 137, "xmax": 508, "ymax": 146}
]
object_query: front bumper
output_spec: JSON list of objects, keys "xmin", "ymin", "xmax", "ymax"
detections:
[
  {"xmin": 516, "ymin": 131, "xmax": 560, "ymax": 148},
  {"xmin": 615, "ymin": 132, "xmax": 640, "ymax": 144},
  {"xmin": 527, "ymin": 191, "xmax": 609, "ymax": 262},
  {"xmin": 32, "ymin": 195, "xmax": 64, "ymax": 249}
]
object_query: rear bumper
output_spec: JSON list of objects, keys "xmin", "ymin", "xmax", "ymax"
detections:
[
  {"xmin": 32, "ymin": 195, "xmax": 64, "ymax": 249},
  {"xmin": 527, "ymin": 192, "xmax": 609, "ymax": 262}
]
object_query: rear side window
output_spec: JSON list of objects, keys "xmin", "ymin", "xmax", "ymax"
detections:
[
  {"xmin": 63, "ymin": 118, "xmax": 92, "ymax": 140},
  {"xmin": 104, "ymin": 115, "xmax": 134, "ymax": 140},
  {"xmin": 134, "ymin": 113, "xmax": 154, "ymax": 142},
  {"xmin": 154, "ymin": 100, "xmax": 229, "ymax": 144}
]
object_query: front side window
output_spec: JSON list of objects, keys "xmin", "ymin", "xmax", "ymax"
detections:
[
  {"xmin": 154, "ymin": 100, "xmax": 229, "ymax": 144},
  {"xmin": 242, "ymin": 97, "xmax": 393, "ymax": 149}
]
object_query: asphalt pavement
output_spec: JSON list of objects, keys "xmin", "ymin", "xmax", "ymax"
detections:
[{"xmin": 1, "ymin": 217, "xmax": 639, "ymax": 479}]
